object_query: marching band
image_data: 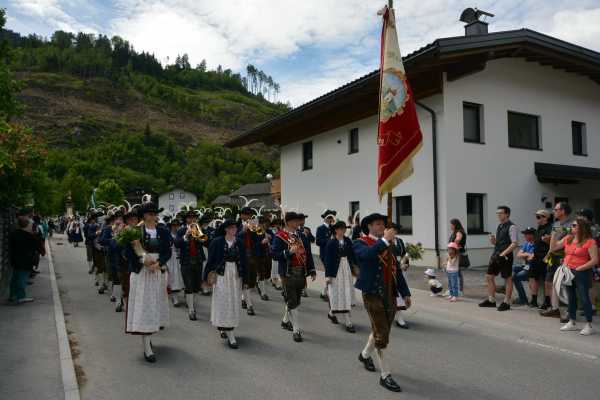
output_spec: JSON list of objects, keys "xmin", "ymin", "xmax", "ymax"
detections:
[{"xmin": 70, "ymin": 196, "xmax": 412, "ymax": 392}]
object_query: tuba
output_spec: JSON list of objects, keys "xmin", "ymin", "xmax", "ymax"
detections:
[{"xmin": 189, "ymin": 223, "xmax": 208, "ymax": 242}]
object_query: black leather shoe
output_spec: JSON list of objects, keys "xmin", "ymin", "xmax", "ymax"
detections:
[
  {"xmin": 327, "ymin": 313, "xmax": 339, "ymax": 324},
  {"xmin": 110, "ymin": 296, "xmax": 116, "ymax": 302},
  {"xmin": 320, "ymin": 293, "xmax": 328, "ymax": 301},
  {"xmin": 293, "ymin": 332, "xmax": 303, "ymax": 342},
  {"xmin": 395, "ymin": 320, "xmax": 410, "ymax": 329},
  {"xmin": 497, "ymin": 302, "xmax": 511, "ymax": 312},
  {"xmin": 478, "ymin": 299, "xmax": 496, "ymax": 308},
  {"xmin": 261, "ymin": 294, "xmax": 269, "ymax": 301},
  {"xmin": 346, "ymin": 325, "xmax": 356, "ymax": 333},
  {"xmin": 228, "ymin": 340, "xmax": 239, "ymax": 349},
  {"xmin": 241, "ymin": 300, "xmax": 247, "ymax": 309},
  {"xmin": 188, "ymin": 311, "xmax": 197, "ymax": 321},
  {"xmin": 281, "ymin": 321, "xmax": 293, "ymax": 331},
  {"xmin": 144, "ymin": 352, "xmax": 156, "ymax": 363},
  {"xmin": 358, "ymin": 353, "xmax": 376, "ymax": 372},
  {"xmin": 247, "ymin": 306, "xmax": 256, "ymax": 316},
  {"xmin": 380, "ymin": 375, "xmax": 402, "ymax": 392},
  {"xmin": 115, "ymin": 303, "xmax": 124, "ymax": 313},
  {"xmin": 98, "ymin": 287, "xmax": 105, "ymax": 294},
  {"xmin": 94, "ymin": 281, "xmax": 99, "ymax": 286},
  {"xmin": 220, "ymin": 331, "xmax": 227, "ymax": 339}
]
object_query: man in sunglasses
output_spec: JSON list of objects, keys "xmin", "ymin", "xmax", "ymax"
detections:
[
  {"xmin": 529, "ymin": 210, "xmax": 553, "ymax": 309},
  {"xmin": 541, "ymin": 202, "xmax": 574, "ymax": 318}
]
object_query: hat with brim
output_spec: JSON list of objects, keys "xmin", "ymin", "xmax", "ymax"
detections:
[
  {"xmin": 199, "ymin": 215, "xmax": 212, "ymax": 225},
  {"xmin": 535, "ymin": 209, "xmax": 551, "ymax": 218},
  {"xmin": 424, "ymin": 268, "xmax": 436, "ymax": 277},
  {"xmin": 331, "ymin": 220, "xmax": 347, "ymax": 231},
  {"xmin": 168, "ymin": 219, "xmax": 181, "ymax": 227},
  {"xmin": 216, "ymin": 219, "xmax": 237, "ymax": 237},
  {"xmin": 284, "ymin": 212, "xmax": 302, "ymax": 223},
  {"xmin": 321, "ymin": 209, "xmax": 337, "ymax": 219},
  {"xmin": 360, "ymin": 213, "xmax": 387, "ymax": 235},
  {"xmin": 138, "ymin": 202, "xmax": 163, "ymax": 217},
  {"xmin": 521, "ymin": 227, "xmax": 536, "ymax": 234},
  {"xmin": 240, "ymin": 207, "xmax": 254, "ymax": 216}
]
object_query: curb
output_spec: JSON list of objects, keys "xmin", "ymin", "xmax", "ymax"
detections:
[{"xmin": 47, "ymin": 241, "xmax": 81, "ymax": 400}]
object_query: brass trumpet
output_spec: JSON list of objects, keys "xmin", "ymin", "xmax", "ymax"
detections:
[{"xmin": 189, "ymin": 223, "xmax": 208, "ymax": 242}]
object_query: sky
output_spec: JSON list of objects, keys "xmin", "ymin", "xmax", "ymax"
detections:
[{"xmin": 4, "ymin": 0, "xmax": 600, "ymax": 106}]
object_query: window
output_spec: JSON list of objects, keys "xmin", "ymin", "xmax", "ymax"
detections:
[
  {"xmin": 169, "ymin": 205, "xmax": 175, "ymax": 212},
  {"xmin": 572, "ymin": 121, "xmax": 587, "ymax": 156},
  {"xmin": 169, "ymin": 193, "xmax": 174, "ymax": 200},
  {"xmin": 348, "ymin": 128, "xmax": 359, "ymax": 154},
  {"xmin": 180, "ymin": 192, "xmax": 186, "ymax": 199},
  {"xmin": 463, "ymin": 102, "xmax": 483, "ymax": 143},
  {"xmin": 349, "ymin": 201, "xmax": 360, "ymax": 222},
  {"xmin": 508, "ymin": 111, "xmax": 540, "ymax": 150},
  {"xmin": 302, "ymin": 141, "xmax": 313, "ymax": 170},
  {"xmin": 466, "ymin": 193, "xmax": 485, "ymax": 234},
  {"xmin": 394, "ymin": 196, "xmax": 413, "ymax": 235}
]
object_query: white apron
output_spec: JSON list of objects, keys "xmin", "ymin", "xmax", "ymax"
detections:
[
  {"xmin": 328, "ymin": 257, "xmax": 353, "ymax": 313},
  {"xmin": 166, "ymin": 245, "xmax": 185, "ymax": 291},
  {"xmin": 126, "ymin": 253, "xmax": 170, "ymax": 334},
  {"xmin": 210, "ymin": 262, "xmax": 242, "ymax": 328}
]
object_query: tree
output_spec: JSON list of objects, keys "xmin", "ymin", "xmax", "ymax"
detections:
[
  {"xmin": 95, "ymin": 178, "xmax": 124, "ymax": 205},
  {"xmin": 60, "ymin": 169, "xmax": 92, "ymax": 212},
  {"xmin": 0, "ymin": 8, "xmax": 23, "ymax": 120}
]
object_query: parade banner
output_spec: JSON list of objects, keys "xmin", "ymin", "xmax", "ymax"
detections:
[{"xmin": 377, "ymin": 5, "xmax": 423, "ymax": 200}]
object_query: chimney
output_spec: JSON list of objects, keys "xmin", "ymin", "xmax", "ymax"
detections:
[{"xmin": 459, "ymin": 7, "xmax": 494, "ymax": 36}]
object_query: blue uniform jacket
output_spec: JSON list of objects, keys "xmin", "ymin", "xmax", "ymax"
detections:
[
  {"xmin": 126, "ymin": 225, "xmax": 172, "ymax": 274},
  {"xmin": 271, "ymin": 231, "xmax": 316, "ymax": 277},
  {"xmin": 249, "ymin": 230, "xmax": 272, "ymax": 257},
  {"xmin": 175, "ymin": 225, "xmax": 207, "ymax": 265},
  {"xmin": 84, "ymin": 223, "xmax": 98, "ymax": 245},
  {"xmin": 324, "ymin": 237, "xmax": 357, "ymax": 278},
  {"xmin": 353, "ymin": 237, "xmax": 410, "ymax": 299},
  {"xmin": 203, "ymin": 236, "xmax": 247, "ymax": 282},
  {"xmin": 315, "ymin": 224, "xmax": 331, "ymax": 261}
]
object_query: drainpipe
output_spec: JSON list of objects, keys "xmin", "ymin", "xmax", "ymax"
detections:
[{"xmin": 416, "ymin": 102, "xmax": 440, "ymax": 269}]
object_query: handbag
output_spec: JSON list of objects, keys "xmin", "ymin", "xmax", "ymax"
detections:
[{"xmin": 459, "ymin": 253, "xmax": 471, "ymax": 268}]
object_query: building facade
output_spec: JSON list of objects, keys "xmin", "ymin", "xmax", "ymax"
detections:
[
  {"xmin": 227, "ymin": 28, "xmax": 600, "ymax": 267},
  {"xmin": 158, "ymin": 189, "xmax": 197, "ymax": 217}
]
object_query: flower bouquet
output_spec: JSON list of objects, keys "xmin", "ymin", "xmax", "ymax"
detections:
[
  {"xmin": 115, "ymin": 226, "xmax": 144, "ymax": 259},
  {"xmin": 405, "ymin": 242, "xmax": 424, "ymax": 261}
]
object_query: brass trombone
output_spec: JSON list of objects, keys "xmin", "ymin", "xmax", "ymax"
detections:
[{"xmin": 188, "ymin": 223, "xmax": 209, "ymax": 242}]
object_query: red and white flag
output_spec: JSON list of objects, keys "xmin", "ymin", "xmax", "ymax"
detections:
[{"xmin": 377, "ymin": 5, "xmax": 423, "ymax": 200}]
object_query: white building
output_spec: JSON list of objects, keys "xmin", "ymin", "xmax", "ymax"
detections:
[
  {"xmin": 227, "ymin": 23, "xmax": 600, "ymax": 268},
  {"xmin": 158, "ymin": 188, "xmax": 197, "ymax": 217}
]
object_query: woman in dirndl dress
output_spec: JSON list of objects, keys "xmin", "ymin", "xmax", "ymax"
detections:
[
  {"xmin": 204, "ymin": 219, "xmax": 247, "ymax": 349},
  {"xmin": 125, "ymin": 202, "xmax": 171, "ymax": 363},
  {"xmin": 324, "ymin": 220, "xmax": 358, "ymax": 333},
  {"xmin": 166, "ymin": 219, "xmax": 185, "ymax": 307}
]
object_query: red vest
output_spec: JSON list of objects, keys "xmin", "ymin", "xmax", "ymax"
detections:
[
  {"xmin": 359, "ymin": 234, "xmax": 395, "ymax": 284},
  {"xmin": 277, "ymin": 230, "xmax": 306, "ymax": 267}
]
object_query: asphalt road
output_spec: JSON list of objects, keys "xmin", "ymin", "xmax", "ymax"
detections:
[{"xmin": 50, "ymin": 235, "xmax": 600, "ymax": 400}]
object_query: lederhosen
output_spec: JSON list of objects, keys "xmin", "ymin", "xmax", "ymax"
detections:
[
  {"xmin": 360, "ymin": 236, "xmax": 397, "ymax": 350},
  {"xmin": 247, "ymin": 231, "xmax": 271, "ymax": 287},
  {"xmin": 278, "ymin": 230, "xmax": 307, "ymax": 310},
  {"xmin": 181, "ymin": 232, "xmax": 204, "ymax": 294}
]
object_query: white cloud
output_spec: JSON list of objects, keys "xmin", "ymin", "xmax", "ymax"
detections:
[
  {"xmin": 9, "ymin": 0, "xmax": 96, "ymax": 34},
  {"xmin": 548, "ymin": 8, "xmax": 600, "ymax": 51}
]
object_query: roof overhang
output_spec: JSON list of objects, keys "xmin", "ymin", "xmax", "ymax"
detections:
[
  {"xmin": 226, "ymin": 29, "xmax": 600, "ymax": 148},
  {"xmin": 535, "ymin": 162, "xmax": 600, "ymax": 184}
]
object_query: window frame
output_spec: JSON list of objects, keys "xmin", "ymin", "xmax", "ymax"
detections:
[
  {"xmin": 348, "ymin": 128, "xmax": 359, "ymax": 154},
  {"xmin": 394, "ymin": 195, "xmax": 413, "ymax": 235},
  {"xmin": 466, "ymin": 193, "xmax": 486, "ymax": 235},
  {"xmin": 463, "ymin": 101, "xmax": 484, "ymax": 144},
  {"xmin": 302, "ymin": 141, "xmax": 313, "ymax": 171},
  {"xmin": 571, "ymin": 121, "xmax": 587, "ymax": 156},
  {"xmin": 507, "ymin": 111, "xmax": 541, "ymax": 150},
  {"xmin": 168, "ymin": 193, "xmax": 175, "ymax": 200}
]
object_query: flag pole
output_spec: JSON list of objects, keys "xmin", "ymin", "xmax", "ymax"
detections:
[{"xmin": 386, "ymin": 0, "xmax": 393, "ymax": 226}]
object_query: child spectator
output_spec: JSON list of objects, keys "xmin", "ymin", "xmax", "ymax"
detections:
[
  {"xmin": 513, "ymin": 227, "xmax": 535, "ymax": 306},
  {"xmin": 445, "ymin": 243, "xmax": 460, "ymax": 302}
]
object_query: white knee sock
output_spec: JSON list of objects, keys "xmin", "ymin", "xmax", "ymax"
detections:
[
  {"xmin": 226, "ymin": 331, "xmax": 237, "ymax": 344},
  {"xmin": 282, "ymin": 306, "xmax": 290, "ymax": 323},
  {"xmin": 362, "ymin": 334, "xmax": 375, "ymax": 358},
  {"xmin": 290, "ymin": 309, "xmax": 301, "ymax": 333},
  {"xmin": 88, "ymin": 261, "xmax": 93, "ymax": 271},
  {"xmin": 374, "ymin": 349, "xmax": 390, "ymax": 378},
  {"xmin": 143, "ymin": 336, "xmax": 153, "ymax": 355},
  {"xmin": 396, "ymin": 311, "xmax": 405, "ymax": 325},
  {"xmin": 244, "ymin": 289, "xmax": 253, "ymax": 307},
  {"xmin": 344, "ymin": 313, "xmax": 352, "ymax": 327},
  {"xmin": 186, "ymin": 293, "xmax": 195, "ymax": 312},
  {"xmin": 170, "ymin": 292, "xmax": 179, "ymax": 305},
  {"xmin": 114, "ymin": 284, "xmax": 122, "ymax": 299}
]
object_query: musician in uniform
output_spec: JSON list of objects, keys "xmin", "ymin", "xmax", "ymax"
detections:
[
  {"xmin": 98, "ymin": 212, "xmax": 120, "ymax": 303},
  {"xmin": 175, "ymin": 210, "xmax": 207, "ymax": 321},
  {"xmin": 199, "ymin": 214, "xmax": 215, "ymax": 296},
  {"xmin": 324, "ymin": 220, "xmax": 358, "ymax": 333},
  {"xmin": 354, "ymin": 213, "xmax": 411, "ymax": 393},
  {"xmin": 316, "ymin": 209, "xmax": 337, "ymax": 301},
  {"xmin": 84, "ymin": 213, "xmax": 97, "ymax": 273},
  {"xmin": 247, "ymin": 216, "xmax": 273, "ymax": 303},
  {"xmin": 125, "ymin": 202, "xmax": 171, "ymax": 363},
  {"xmin": 204, "ymin": 220, "xmax": 247, "ymax": 349},
  {"xmin": 271, "ymin": 212, "xmax": 316, "ymax": 342},
  {"xmin": 238, "ymin": 208, "xmax": 259, "ymax": 315}
]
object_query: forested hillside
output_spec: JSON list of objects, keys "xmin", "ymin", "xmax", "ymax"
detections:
[{"xmin": 0, "ymin": 12, "xmax": 284, "ymax": 214}]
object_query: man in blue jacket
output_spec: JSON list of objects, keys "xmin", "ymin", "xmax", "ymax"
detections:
[
  {"xmin": 316, "ymin": 209, "xmax": 336, "ymax": 300},
  {"xmin": 354, "ymin": 213, "xmax": 411, "ymax": 393}
]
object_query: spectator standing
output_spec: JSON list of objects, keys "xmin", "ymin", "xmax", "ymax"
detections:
[
  {"xmin": 541, "ymin": 202, "xmax": 574, "ymax": 318},
  {"xmin": 513, "ymin": 228, "xmax": 536, "ymax": 306},
  {"xmin": 530, "ymin": 210, "xmax": 553, "ymax": 309},
  {"xmin": 448, "ymin": 219, "xmax": 468, "ymax": 294},
  {"xmin": 8, "ymin": 209, "xmax": 38, "ymax": 304},
  {"xmin": 445, "ymin": 243, "xmax": 460, "ymax": 302},
  {"xmin": 552, "ymin": 217, "xmax": 598, "ymax": 335},
  {"xmin": 479, "ymin": 206, "xmax": 518, "ymax": 311},
  {"xmin": 576, "ymin": 209, "xmax": 599, "ymax": 316}
]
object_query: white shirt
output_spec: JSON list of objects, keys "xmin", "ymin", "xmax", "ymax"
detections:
[{"xmin": 146, "ymin": 227, "xmax": 157, "ymax": 239}]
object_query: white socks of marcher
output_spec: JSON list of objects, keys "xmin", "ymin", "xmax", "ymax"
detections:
[
  {"xmin": 362, "ymin": 334, "xmax": 375, "ymax": 359},
  {"xmin": 290, "ymin": 309, "xmax": 301, "ymax": 333},
  {"xmin": 142, "ymin": 336, "xmax": 153, "ymax": 356},
  {"xmin": 88, "ymin": 261, "xmax": 93, "ymax": 272},
  {"xmin": 243, "ymin": 289, "xmax": 253, "ymax": 307},
  {"xmin": 374, "ymin": 349, "xmax": 391, "ymax": 378},
  {"xmin": 343, "ymin": 313, "xmax": 353, "ymax": 327},
  {"xmin": 170, "ymin": 292, "xmax": 179, "ymax": 305},
  {"xmin": 186, "ymin": 294, "xmax": 195, "ymax": 313},
  {"xmin": 226, "ymin": 331, "xmax": 237, "ymax": 344},
  {"xmin": 282, "ymin": 306, "xmax": 290, "ymax": 323},
  {"xmin": 396, "ymin": 312, "xmax": 406, "ymax": 325}
]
